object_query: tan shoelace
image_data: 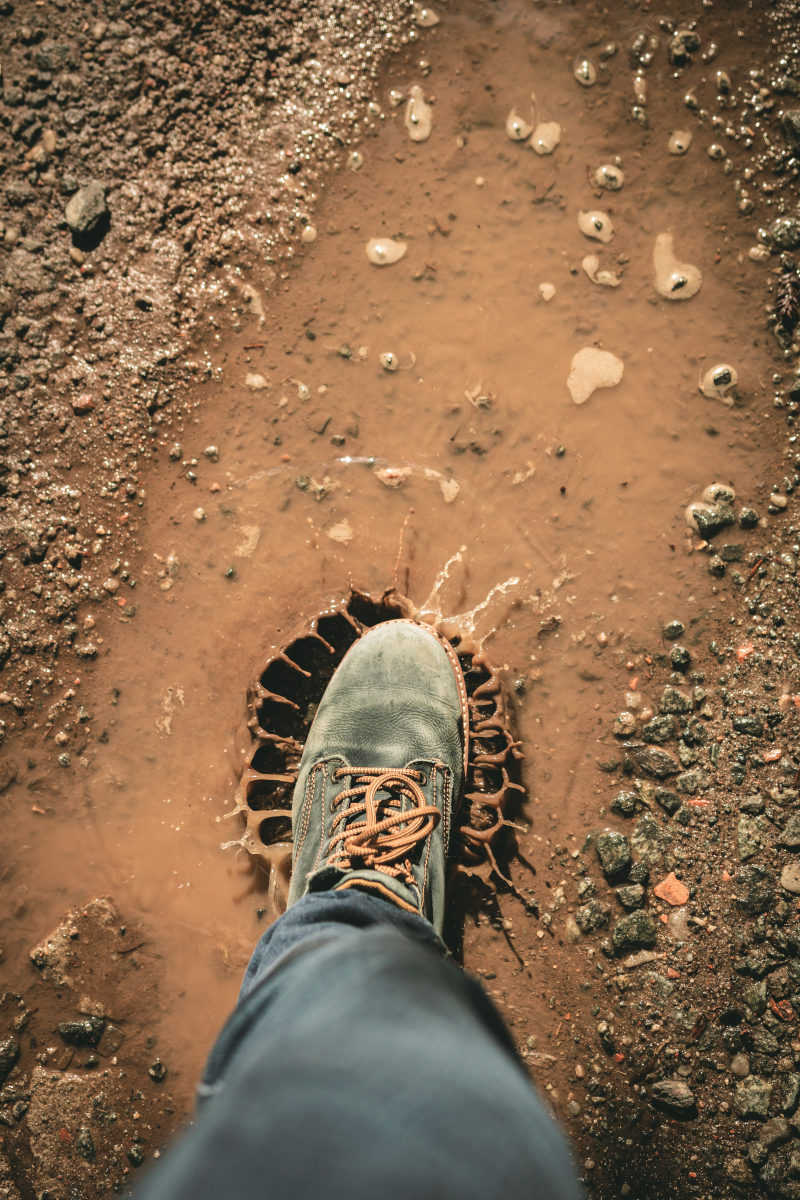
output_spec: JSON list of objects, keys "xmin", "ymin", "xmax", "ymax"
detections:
[{"xmin": 326, "ymin": 766, "xmax": 441, "ymax": 886}]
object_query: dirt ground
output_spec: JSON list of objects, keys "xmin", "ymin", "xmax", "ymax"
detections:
[{"xmin": 4, "ymin": 0, "xmax": 800, "ymax": 1196}]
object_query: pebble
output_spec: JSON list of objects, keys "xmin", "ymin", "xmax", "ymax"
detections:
[
  {"xmin": 668, "ymin": 130, "xmax": 692, "ymax": 155},
  {"xmin": 735, "ymin": 1076, "xmax": 773, "ymax": 1120},
  {"xmin": 365, "ymin": 237, "xmax": 407, "ymax": 265},
  {"xmin": 780, "ymin": 863, "xmax": 800, "ymax": 894},
  {"xmin": 578, "ymin": 210, "xmax": 613, "ymax": 243},
  {"xmin": 612, "ymin": 910, "xmax": 657, "ymax": 952},
  {"xmin": 650, "ymin": 1079, "xmax": 696, "ymax": 1114},
  {"xmin": 595, "ymin": 830, "xmax": 632, "ymax": 880},
  {"xmin": 64, "ymin": 180, "xmax": 109, "ymax": 239},
  {"xmin": 731, "ymin": 1053, "xmax": 750, "ymax": 1078},
  {"xmin": 699, "ymin": 363, "xmax": 738, "ymax": 403},
  {"xmin": 530, "ymin": 121, "xmax": 561, "ymax": 155}
]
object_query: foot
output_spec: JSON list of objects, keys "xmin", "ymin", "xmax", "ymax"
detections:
[{"xmin": 286, "ymin": 620, "xmax": 469, "ymax": 934}]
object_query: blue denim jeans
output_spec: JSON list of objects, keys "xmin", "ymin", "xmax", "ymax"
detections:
[{"xmin": 135, "ymin": 891, "xmax": 583, "ymax": 1199}]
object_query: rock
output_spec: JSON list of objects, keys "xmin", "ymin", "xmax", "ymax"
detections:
[
  {"xmin": 690, "ymin": 505, "xmax": 734, "ymax": 537},
  {"xmin": 735, "ymin": 1075, "xmax": 773, "ymax": 1119},
  {"xmin": 731, "ymin": 1053, "xmax": 751, "ymax": 1078},
  {"xmin": 766, "ymin": 217, "xmax": 800, "ymax": 250},
  {"xmin": 782, "ymin": 1073, "xmax": 800, "ymax": 1116},
  {"xmin": 615, "ymin": 884, "xmax": 645, "ymax": 909},
  {"xmin": 669, "ymin": 645, "xmax": 691, "ymax": 672},
  {"xmin": 749, "ymin": 1141, "xmax": 769, "ymax": 1168},
  {"xmin": 653, "ymin": 871, "xmax": 689, "ymax": 905},
  {"xmin": 610, "ymin": 790, "xmax": 638, "ymax": 817},
  {"xmin": 659, "ymin": 686, "xmax": 692, "ymax": 714},
  {"xmin": 626, "ymin": 745, "xmax": 680, "ymax": 778},
  {"xmin": 0, "ymin": 760, "xmax": 17, "ymax": 793},
  {"xmin": 744, "ymin": 980, "xmax": 768, "ymax": 1016},
  {"xmin": 739, "ymin": 506, "xmax": 760, "ymax": 529},
  {"xmin": 737, "ymin": 865, "xmax": 775, "ymax": 914},
  {"xmin": 614, "ymin": 712, "xmax": 637, "ymax": 737},
  {"xmin": 719, "ymin": 543, "xmax": 745, "ymax": 563},
  {"xmin": 75, "ymin": 1127, "xmax": 95, "ymax": 1162},
  {"xmin": 612, "ymin": 910, "xmax": 657, "ymax": 952},
  {"xmin": 675, "ymin": 767, "xmax": 708, "ymax": 794},
  {"xmin": 631, "ymin": 813, "xmax": 672, "ymax": 865},
  {"xmin": 662, "ymin": 620, "xmax": 684, "ymax": 640},
  {"xmin": 763, "ymin": 1116, "xmax": 792, "ymax": 1147},
  {"xmin": 595, "ymin": 831, "xmax": 632, "ymax": 880},
  {"xmin": 654, "ymin": 788, "xmax": 681, "ymax": 815},
  {"xmin": 779, "ymin": 815, "xmax": 800, "ymax": 849},
  {"xmin": 724, "ymin": 1156, "xmax": 751, "ymax": 1184},
  {"xmin": 148, "ymin": 1059, "xmax": 167, "ymax": 1082},
  {"xmin": 640, "ymin": 716, "xmax": 677, "ymax": 744},
  {"xmin": 733, "ymin": 715, "xmax": 764, "ymax": 737},
  {"xmin": 628, "ymin": 861, "xmax": 650, "ymax": 886},
  {"xmin": 576, "ymin": 900, "xmax": 612, "ymax": 934},
  {"xmin": 64, "ymin": 180, "xmax": 109, "ymax": 241},
  {"xmin": 781, "ymin": 109, "xmax": 800, "ymax": 149},
  {"xmin": 738, "ymin": 814, "xmax": 766, "ymax": 861},
  {"xmin": 780, "ymin": 863, "xmax": 800, "ymax": 895},
  {"xmin": 57, "ymin": 1017, "xmax": 105, "ymax": 1047},
  {"xmin": 0, "ymin": 1037, "xmax": 20, "ymax": 1085},
  {"xmin": 71, "ymin": 393, "xmax": 95, "ymax": 415},
  {"xmin": 740, "ymin": 793, "xmax": 766, "ymax": 814},
  {"xmin": 650, "ymin": 1078, "xmax": 696, "ymax": 1114}
]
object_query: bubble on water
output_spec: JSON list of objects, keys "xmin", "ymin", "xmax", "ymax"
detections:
[
  {"xmin": 582, "ymin": 254, "xmax": 622, "ymax": 288},
  {"xmin": 573, "ymin": 57, "xmax": 597, "ymax": 86},
  {"xmin": 405, "ymin": 84, "xmax": 432, "ymax": 141},
  {"xmin": 506, "ymin": 108, "xmax": 533, "ymax": 141},
  {"xmin": 567, "ymin": 347, "xmax": 624, "ymax": 405},
  {"xmin": 348, "ymin": 150, "xmax": 364, "ymax": 171},
  {"xmin": 379, "ymin": 352, "xmax": 399, "ymax": 372},
  {"xmin": 578, "ymin": 210, "xmax": 614, "ymax": 243},
  {"xmin": 301, "ymin": 225, "xmax": 317, "ymax": 244},
  {"xmin": 530, "ymin": 121, "xmax": 561, "ymax": 155},
  {"xmin": 653, "ymin": 232, "xmax": 702, "ymax": 300},
  {"xmin": 668, "ymin": 130, "xmax": 692, "ymax": 155},
  {"xmin": 366, "ymin": 237, "xmax": 407, "ymax": 265},
  {"xmin": 699, "ymin": 363, "xmax": 738, "ymax": 404},
  {"xmin": 414, "ymin": 3, "xmax": 440, "ymax": 26},
  {"xmin": 539, "ymin": 282, "xmax": 556, "ymax": 301},
  {"xmin": 595, "ymin": 164, "xmax": 624, "ymax": 190}
]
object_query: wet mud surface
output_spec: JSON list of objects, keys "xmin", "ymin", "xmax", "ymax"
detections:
[{"xmin": 4, "ymin": 0, "xmax": 800, "ymax": 1196}]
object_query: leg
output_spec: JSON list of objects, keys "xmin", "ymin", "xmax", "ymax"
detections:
[{"xmin": 136, "ymin": 889, "xmax": 582, "ymax": 1200}]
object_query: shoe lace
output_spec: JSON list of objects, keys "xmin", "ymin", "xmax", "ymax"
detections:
[{"xmin": 326, "ymin": 766, "xmax": 441, "ymax": 887}]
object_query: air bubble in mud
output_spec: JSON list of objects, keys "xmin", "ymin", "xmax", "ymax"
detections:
[{"xmin": 228, "ymin": 590, "xmax": 524, "ymax": 908}]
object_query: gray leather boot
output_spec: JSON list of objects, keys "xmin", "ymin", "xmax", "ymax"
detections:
[{"xmin": 286, "ymin": 620, "xmax": 468, "ymax": 935}]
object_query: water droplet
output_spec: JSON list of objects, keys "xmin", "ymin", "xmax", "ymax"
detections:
[
  {"xmin": 594, "ymin": 164, "xmax": 624, "ymax": 190},
  {"xmin": 365, "ymin": 238, "xmax": 407, "ymax": 266},
  {"xmin": 578, "ymin": 210, "xmax": 614, "ymax": 243},
  {"xmin": 668, "ymin": 130, "xmax": 692, "ymax": 155},
  {"xmin": 530, "ymin": 121, "xmax": 561, "ymax": 155},
  {"xmin": 700, "ymin": 363, "xmax": 738, "ymax": 404},
  {"xmin": 379, "ymin": 352, "xmax": 399, "ymax": 372},
  {"xmin": 301, "ymin": 225, "xmax": 317, "ymax": 244},
  {"xmin": 405, "ymin": 84, "xmax": 432, "ymax": 142},
  {"xmin": 573, "ymin": 57, "xmax": 597, "ymax": 86},
  {"xmin": 653, "ymin": 232, "xmax": 702, "ymax": 300},
  {"xmin": 506, "ymin": 108, "xmax": 533, "ymax": 141}
]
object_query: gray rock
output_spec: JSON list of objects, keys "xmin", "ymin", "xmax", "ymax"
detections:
[
  {"xmin": 737, "ymin": 865, "xmax": 775, "ymax": 914},
  {"xmin": 659, "ymin": 686, "xmax": 692, "ymax": 714},
  {"xmin": 733, "ymin": 715, "xmax": 764, "ymax": 738},
  {"xmin": 662, "ymin": 620, "xmax": 684, "ymax": 641},
  {"xmin": 748, "ymin": 1140, "xmax": 768, "ymax": 1168},
  {"xmin": 615, "ymin": 884, "xmax": 645, "ymax": 910},
  {"xmin": 650, "ymin": 1078, "xmax": 695, "ymax": 1114},
  {"xmin": 675, "ymin": 767, "xmax": 708, "ymax": 794},
  {"xmin": 64, "ymin": 180, "xmax": 108, "ymax": 237},
  {"xmin": 575, "ymin": 900, "xmax": 611, "ymax": 934},
  {"xmin": 690, "ymin": 505, "xmax": 735, "ymax": 538},
  {"xmin": 779, "ymin": 814, "xmax": 800, "ymax": 850},
  {"xmin": 640, "ymin": 716, "xmax": 677, "ymax": 744},
  {"xmin": 781, "ymin": 1073, "xmax": 800, "ymax": 1116},
  {"xmin": 781, "ymin": 108, "xmax": 800, "ymax": 149},
  {"xmin": 740, "ymin": 793, "xmax": 766, "ymax": 814},
  {"xmin": 735, "ymin": 1075, "xmax": 773, "ymax": 1119},
  {"xmin": 744, "ymin": 980, "xmax": 768, "ymax": 1016},
  {"xmin": 763, "ymin": 1116, "xmax": 792, "ymax": 1147},
  {"xmin": 626, "ymin": 745, "xmax": 680, "ymax": 778},
  {"xmin": 631, "ymin": 813, "xmax": 672, "ymax": 865},
  {"xmin": 790, "ymin": 1150, "xmax": 800, "ymax": 1181},
  {"xmin": 654, "ymin": 788, "xmax": 681, "ymax": 815},
  {"xmin": 595, "ymin": 831, "xmax": 632, "ymax": 880},
  {"xmin": 739, "ymin": 506, "xmax": 759, "ymax": 529},
  {"xmin": 0, "ymin": 1038, "xmax": 19, "ymax": 1085},
  {"xmin": 724, "ymin": 1156, "xmax": 751, "ymax": 1184},
  {"xmin": 730, "ymin": 1052, "xmax": 750, "ymax": 1077},
  {"xmin": 766, "ymin": 217, "xmax": 800, "ymax": 250},
  {"xmin": 612, "ymin": 910, "xmax": 657, "ymax": 952},
  {"xmin": 738, "ymin": 814, "xmax": 766, "ymax": 861},
  {"xmin": 610, "ymin": 790, "xmax": 638, "ymax": 817}
]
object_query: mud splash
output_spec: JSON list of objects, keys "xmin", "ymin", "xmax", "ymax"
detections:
[{"xmin": 228, "ymin": 588, "xmax": 523, "ymax": 914}]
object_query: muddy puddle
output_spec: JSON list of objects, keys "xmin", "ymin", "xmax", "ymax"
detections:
[{"xmin": 1, "ymin": 0, "xmax": 790, "ymax": 1188}]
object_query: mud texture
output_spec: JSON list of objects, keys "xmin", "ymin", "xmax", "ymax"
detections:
[{"xmin": 4, "ymin": 0, "xmax": 800, "ymax": 1198}]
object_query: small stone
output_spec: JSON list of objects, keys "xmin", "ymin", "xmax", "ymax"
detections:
[
  {"xmin": 779, "ymin": 815, "xmax": 800, "ymax": 850},
  {"xmin": 766, "ymin": 218, "xmax": 800, "ymax": 250},
  {"xmin": 57, "ymin": 1017, "xmax": 105, "ymax": 1048},
  {"xmin": 193, "ymin": 508, "xmax": 206, "ymax": 523},
  {"xmin": 641, "ymin": 716, "xmax": 677, "ymax": 744},
  {"xmin": 615, "ymin": 884, "xmax": 645, "ymax": 910},
  {"xmin": 740, "ymin": 793, "xmax": 765, "ymax": 814},
  {"xmin": 762, "ymin": 1116, "xmax": 791, "ymax": 1147},
  {"xmin": 738, "ymin": 815, "xmax": 766, "ymax": 862},
  {"xmin": 780, "ymin": 109, "xmax": 800, "ymax": 150},
  {"xmin": 769, "ymin": 493, "xmax": 789, "ymax": 512},
  {"xmin": 733, "ymin": 715, "xmax": 764, "ymax": 737},
  {"xmin": 708, "ymin": 555, "xmax": 726, "ymax": 577},
  {"xmin": 148, "ymin": 1059, "xmax": 167, "ymax": 1082},
  {"xmin": 650, "ymin": 1079, "xmax": 696, "ymax": 1114},
  {"xmin": 626, "ymin": 745, "xmax": 680, "ymax": 778},
  {"xmin": 612, "ymin": 910, "xmax": 657, "ymax": 952},
  {"xmin": 631, "ymin": 813, "xmax": 672, "ymax": 865},
  {"xmin": 735, "ymin": 1075, "xmax": 773, "ymax": 1119},
  {"xmin": 669, "ymin": 645, "xmax": 691, "ymax": 672},
  {"xmin": 595, "ymin": 831, "xmax": 632, "ymax": 880},
  {"xmin": 654, "ymin": 788, "xmax": 681, "ymax": 815},
  {"xmin": 780, "ymin": 863, "xmax": 800, "ymax": 894},
  {"xmin": 730, "ymin": 1053, "xmax": 750, "ymax": 1078},
  {"xmin": 576, "ymin": 900, "xmax": 612, "ymax": 934},
  {"xmin": 610, "ymin": 790, "xmax": 638, "ymax": 817},
  {"xmin": 64, "ymin": 180, "xmax": 108, "ymax": 239},
  {"xmin": 748, "ymin": 1141, "xmax": 768, "ymax": 1168},
  {"xmin": 781, "ymin": 1073, "xmax": 800, "ymax": 1116},
  {"xmin": 71, "ymin": 393, "xmax": 94, "ymax": 415},
  {"xmin": 659, "ymin": 686, "xmax": 692, "ymax": 715},
  {"xmin": 653, "ymin": 872, "xmax": 690, "ymax": 906},
  {"xmin": 614, "ymin": 712, "xmax": 637, "ymax": 737},
  {"xmin": 738, "ymin": 865, "xmax": 775, "ymax": 914},
  {"xmin": 662, "ymin": 620, "xmax": 684, "ymax": 640},
  {"xmin": 738, "ymin": 507, "xmax": 759, "ymax": 529},
  {"xmin": 76, "ymin": 1126, "xmax": 95, "ymax": 1162},
  {"xmin": 725, "ymin": 1156, "xmax": 751, "ymax": 1184},
  {"xmin": 128, "ymin": 1144, "xmax": 145, "ymax": 1167},
  {"xmin": 0, "ymin": 1038, "xmax": 20, "ymax": 1085},
  {"xmin": 675, "ymin": 767, "xmax": 708, "ymax": 794},
  {"xmin": 628, "ymin": 861, "xmax": 650, "ymax": 886}
]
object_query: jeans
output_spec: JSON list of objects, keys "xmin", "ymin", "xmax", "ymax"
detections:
[{"xmin": 134, "ymin": 891, "xmax": 583, "ymax": 1200}]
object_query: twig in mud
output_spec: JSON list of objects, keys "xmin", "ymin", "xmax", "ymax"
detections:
[
  {"xmin": 117, "ymin": 941, "xmax": 147, "ymax": 956},
  {"xmin": 243, "ymin": 342, "xmax": 265, "ymax": 350}
]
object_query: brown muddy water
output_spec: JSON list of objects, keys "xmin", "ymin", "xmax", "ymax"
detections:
[{"xmin": 1, "ymin": 0, "xmax": 786, "ymax": 1168}]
